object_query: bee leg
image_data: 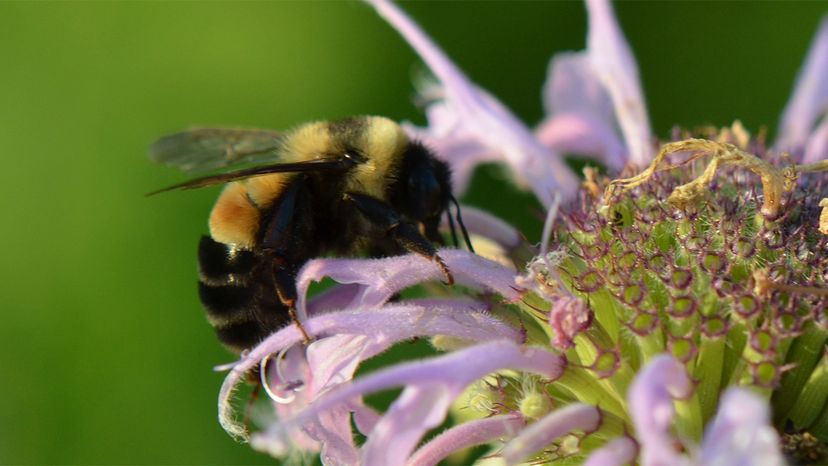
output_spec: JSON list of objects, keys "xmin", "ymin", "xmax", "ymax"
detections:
[
  {"xmin": 344, "ymin": 192, "xmax": 454, "ymax": 285},
  {"xmin": 271, "ymin": 263, "xmax": 312, "ymax": 345},
  {"xmin": 259, "ymin": 179, "xmax": 313, "ymax": 345},
  {"xmin": 393, "ymin": 222, "xmax": 454, "ymax": 286}
]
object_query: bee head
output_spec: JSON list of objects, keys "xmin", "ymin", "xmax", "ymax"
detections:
[{"xmin": 394, "ymin": 141, "xmax": 452, "ymax": 227}]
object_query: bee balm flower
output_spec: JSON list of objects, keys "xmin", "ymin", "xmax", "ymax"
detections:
[{"xmin": 215, "ymin": 1, "xmax": 828, "ymax": 465}]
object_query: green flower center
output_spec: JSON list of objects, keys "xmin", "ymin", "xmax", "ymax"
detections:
[{"xmin": 473, "ymin": 128, "xmax": 828, "ymax": 463}]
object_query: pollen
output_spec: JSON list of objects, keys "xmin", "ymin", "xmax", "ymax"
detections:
[{"xmin": 819, "ymin": 198, "xmax": 828, "ymax": 235}]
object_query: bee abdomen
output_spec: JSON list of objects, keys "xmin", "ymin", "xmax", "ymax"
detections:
[
  {"xmin": 214, "ymin": 319, "xmax": 271, "ymax": 353},
  {"xmin": 198, "ymin": 280, "xmax": 274, "ymax": 352},
  {"xmin": 198, "ymin": 235, "xmax": 255, "ymax": 287},
  {"xmin": 197, "ymin": 281, "xmax": 254, "ymax": 326},
  {"xmin": 197, "ymin": 235, "xmax": 286, "ymax": 352}
]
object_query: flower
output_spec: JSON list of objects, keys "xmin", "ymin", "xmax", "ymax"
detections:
[
  {"xmin": 214, "ymin": 1, "xmax": 828, "ymax": 465},
  {"xmin": 775, "ymin": 15, "xmax": 828, "ymax": 164}
]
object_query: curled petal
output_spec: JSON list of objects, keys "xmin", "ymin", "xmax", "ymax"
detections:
[
  {"xmin": 295, "ymin": 250, "xmax": 523, "ymax": 319},
  {"xmin": 585, "ymin": 0, "xmax": 653, "ymax": 166},
  {"xmin": 407, "ymin": 413, "xmax": 527, "ymax": 466},
  {"xmin": 777, "ymin": 15, "xmax": 828, "ymax": 158},
  {"xmin": 501, "ymin": 404, "xmax": 601, "ymax": 464},
  {"xmin": 250, "ymin": 345, "xmax": 319, "ymax": 456},
  {"xmin": 584, "ymin": 437, "xmax": 638, "ymax": 466},
  {"xmin": 698, "ymin": 388, "xmax": 785, "ymax": 466},
  {"xmin": 628, "ymin": 355, "xmax": 692, "ymax": 466},
  {"xmin": 287, "ymin": 341, "xmax": 567, "ymax": 466},
  {"xmin": 366, "ymin": 0, "xmax": 579, "ymax": 205},
  {"xmin": 219, "ymin": 301, "xmax": 520, "ymax": 440}
]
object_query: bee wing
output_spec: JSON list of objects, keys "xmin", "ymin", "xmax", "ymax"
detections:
[
  {"xmin": 148, "ymin": 128, "xmax": 284, "ymax": 174},
  {"xmin": 147, "ymin": 156, "xmax": 356, "ymax": 196}
]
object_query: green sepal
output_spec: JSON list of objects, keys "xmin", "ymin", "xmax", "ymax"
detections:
[
  {"xmin": 694, "ymin": 336, "xmax": 725, "ymax": 424},
  {"xmin": 772, "ymin": 324, "xmax": 828, "ymax": 426},
  {"xmin": 789, "ymin": 355, "xmax": 828, "ymax": 430}
]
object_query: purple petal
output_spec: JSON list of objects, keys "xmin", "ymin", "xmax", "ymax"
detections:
[
  {"xmin": 805, "ymin": 117, "xmax": 828, "ymax": 163},
  {"xmin": 307, "ymin": 405, "xmax": 362, "ymax": 466},
  {"xmin": 293, "ymin": 341, "xmax": 567, "ymax": 417},
  {"xmin": 363, "ymin": 384, "xmax": 455, "ymax": 466},
  {"xmin": 295, "ymin": 250, "xmax": 523, "ymax": 320},
  {"xmin": 353, "ymin": 402, "xmax": 381, "ymax": 436},
  {"xmin": 306, "ymin": 301, "xmax": 518, "ymax": 393},
  {"xmin": 628, "ymin": 355, "xmax": 692, "ymax": 466},
  {"xmin": 501, "ymin": 404, "xmax": 601, "ymax": 464},
  {"xmin": 218, "ymin": 301, "xmax": 521, "ymax": 440},
  {"xmin": 585, "ymin": 0, "xmax": 653, "ymax": 166},
  {"xmin": 776, "ymin": 15, "xmax": 828, "ymax": 158},
  {"xmin": 584, "ymin": 437, "xmax": 638, "ymax": 466},
  {"xmin": 252, "ymin": 396, "xmax": 379, "ymax": 465},
  {"xmin": 250, "ymin": 423, "xmax": 305, "ymax": 458},
  {"xmin": 698, "ymin": 388, "xmax": 784, "ymax": 466},
  {"xmin": 287, "ymin": 341, "xmax": 567, "ymax": 466},
  {"xmin": 543, "ymin": 52, "xmax": 615, "ymax": 119},
  {"xmin": 538, "ymin": 52, "xmax": 627, "ymax": 170},
  {"xmin": 307, "ymin": 334, "xmax": 373, "ymax": 396},
  {"xmin": 407, "ymin": 414, "xmax": 527, "ymax": 466},
  {"xmin": 536, "ymin": 113, "xmax": 627, "ymax": 171},
  {"xmin": 250, "ymin": 346, "xmax": 319, "ymax": 455},
  {"xmin": 366, "ymin": 0, "xmax": 580, "ymax": 205}
]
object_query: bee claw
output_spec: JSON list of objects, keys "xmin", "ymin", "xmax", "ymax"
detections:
[{"xmin": 435, "ymin": 255, "xmax": 454, "ymax": 286}]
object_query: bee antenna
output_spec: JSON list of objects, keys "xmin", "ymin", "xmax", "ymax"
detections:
[
  {"xmin": 446, "ymin": 207, "xmax": 460, "ymax": 247},
  {"xmin": 450, "ymin": 195, "xmax": 474, "ymax": 253}
]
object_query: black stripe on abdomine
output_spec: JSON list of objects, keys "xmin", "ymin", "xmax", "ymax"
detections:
[
  {"xmin": 197, "ymin": 235, "xmax": 255, "ymax": 286},
  {"xmin": 214, "ymin": 319, "xmax": 270, "ymax": 351},
  {"xmin": 197, "ymin": 281, "xmax": 254, "ymax": 319}
]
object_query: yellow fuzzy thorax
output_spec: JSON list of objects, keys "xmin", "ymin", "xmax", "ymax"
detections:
[{"xmin": 207, "ymin": 116, "xmax": 410, "ymax": 249}]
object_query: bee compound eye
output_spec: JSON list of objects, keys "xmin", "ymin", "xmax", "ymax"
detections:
[{"xmin": 408, "ymin": 173, "xmax": 442, "ymax": 219}]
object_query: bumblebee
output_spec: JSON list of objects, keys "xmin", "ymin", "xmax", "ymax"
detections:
[{"xmin": 150, "ymin": 116, "xmax": 471, "ymax": 352}]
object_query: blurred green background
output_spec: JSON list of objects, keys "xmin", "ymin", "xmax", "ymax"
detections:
[{"xmin": 1, "ymin": 1, "xmax": 825, "ymax": 464}]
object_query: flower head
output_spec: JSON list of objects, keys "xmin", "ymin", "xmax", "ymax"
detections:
[{"xmin": 214, "ymin": 1, "xmax": 828, "ymax": 465}]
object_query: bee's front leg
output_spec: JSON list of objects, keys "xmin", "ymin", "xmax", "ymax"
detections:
[{"xmin": 344, "ymin": 192, "xmax": 454, "ymax": 286}]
